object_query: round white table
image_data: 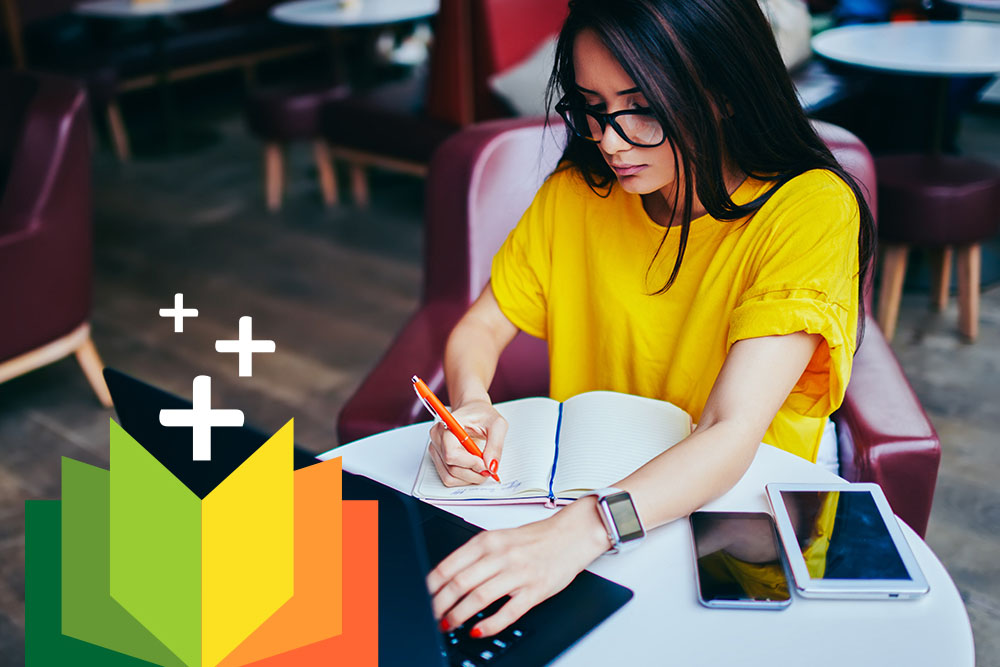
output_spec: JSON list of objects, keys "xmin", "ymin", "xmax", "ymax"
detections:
[
  {"xmin": 269, "ymin": 0, "xmax": 438, "ymax": 86},
  {"xmin": 75, "ymin": 0, "xmax": 228, "ymax": 19},
  {"xmin": 813, "ymin": 20, "xmax": 1000, "ymax": 152},
  {"xmin": 811, "ymin": 20, "xmax": 1000, "ymax": 77},
  {"xmin": 943, "ymin": 0, "xmax": 1000, "ymax": 12},
  {"xmin": 323, "ymin": 422, "xmax": 975, "ymax": 667},
  {"xmin": 270, "ymin": 0, "xmax": 438, "ymax": 28}
]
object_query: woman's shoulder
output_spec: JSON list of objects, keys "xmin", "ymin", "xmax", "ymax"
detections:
[
  {"xmin": 525, "ymin": 163, "xmax": 616, "ymax": 222},
  {"xmin": 764, "ymin": 168, "xmax": 857, "ymax": 211},
  {"xmin": 754, "ymin": 168, "xmax": 859, "ymax": 229},
  {"xmin": 544, "ymin": 162, "xmax": 604, "ymax": 196}
]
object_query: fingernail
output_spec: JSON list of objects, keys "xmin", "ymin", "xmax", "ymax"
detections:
[
  {"xmin": 439, "ymin": 619, "xmax": 449, "ymax": 632},
  {"xmin": 469, "ymin": 627, "xmax": 483, "ymax": 639},
  {"xmin": 489, "ymin": 459, "xmax": 498, "ymax": 473},
  {"xmin": 480, "ymin": 469, "xmax": 491, "ymax": 477}
]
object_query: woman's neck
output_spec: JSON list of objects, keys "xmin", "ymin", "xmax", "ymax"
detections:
[{"xmin": 642, "ymin": 164, "xmax": 746, "ymax": 228}]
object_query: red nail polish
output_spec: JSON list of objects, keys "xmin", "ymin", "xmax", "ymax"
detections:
[
  {"xmin": 480, "ymin": 469, "xmax": 491, "ymax": 477},
  {"xmin": 469, "ymin": 627, "xmax": 483, "ymax": 639},
  {"xmin": 489, "ymin": 459, "xmax": 498, "ymax": 473},
  {"xmin": 439, "ymin": 619, "xmax": 449, "ymax": 632}
]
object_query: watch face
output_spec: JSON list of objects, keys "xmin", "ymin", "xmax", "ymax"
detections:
[{"xmin": 606, "ymin": 492, "xmax": 644, "ymax": 542}]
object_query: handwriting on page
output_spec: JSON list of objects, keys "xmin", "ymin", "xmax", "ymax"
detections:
[{"xmin": 443, "ymin": 480, "xmax": 523, "ymax": 496}]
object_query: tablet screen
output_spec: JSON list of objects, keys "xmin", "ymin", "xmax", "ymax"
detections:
[{"xmin": 779, "ymin": 490, "xmax": 910, "ymax": 580}]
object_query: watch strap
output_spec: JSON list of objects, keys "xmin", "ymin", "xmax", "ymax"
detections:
[{"xmin": 582, "ymin": 487, "xmax": 641, "ymax": 554}]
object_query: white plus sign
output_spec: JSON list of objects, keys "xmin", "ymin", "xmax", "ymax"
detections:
[
  {"xmin": 159, "ymin": 293, "xmax": 199, "ymax": 332},
  {"xmin": 215, "ymin": 316, "xmax": 276, "ymax": 377},
  {"xmin": 159, "ymin": 376, "xmax": 244, "ymax": 461}
]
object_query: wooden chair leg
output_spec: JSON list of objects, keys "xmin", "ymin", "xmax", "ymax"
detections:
[
  {"xmin": 956, "ymin": 243, "xmax": 981, "ymax": 343},
  {"xmin": 313, "ymin": 140, "xmax": 339, "ymax": 207},
  {"xmin": 264, "ymin": 143, "xmax": 284, "ymax": 212},
  {"xmin": 74, "ymin": 336, "xmax": 112, "ymax": 407},
  {"xmin": 877, "ymin": 244, "xmax": 909, "ymax": 342},
  {"xmin": 106, "ymin": 100, "xmax": 131, "ymax": 162},
  {"xmin": 350, "ymin": 163, "xmax": 370, "ymax": 209},
  {"xmin": 929, "ymin": 246, "xmax": 953, "ymax": 312}
]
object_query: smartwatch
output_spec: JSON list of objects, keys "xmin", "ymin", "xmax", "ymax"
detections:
[{"xmin": 582, "ymin": 487, "xmax": 645, "ymax": 553}]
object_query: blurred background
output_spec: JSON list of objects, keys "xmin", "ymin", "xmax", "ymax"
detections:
[{"xmin": 1, "ymin": 0, "xmax": 998, "ymax": 664}]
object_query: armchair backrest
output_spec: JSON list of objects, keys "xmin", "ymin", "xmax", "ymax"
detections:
[
  {"xmin": 0, "ymin": 69, "xmax": 89, "ymax": 235},
  {"xmin": 0, "ymin": 69, "xmax": 92, "ymax": 362},
  {"xmin": 470, "ymin": 0, "xmax": 567, "ymax": 121},
  {"xmin": 423, "ymin": 118, "xmax": 566, "ymax": 401},
  {"xmin": 0, "ymin": 70, "xmax": 37, "ymax": 200},
  {"xmin": 425, "ymin": 0, "xmax": 567, "ymax": 126},
  {"xmin": 811, "ymin": 119, "xmax": 878, "ymax": 311}
]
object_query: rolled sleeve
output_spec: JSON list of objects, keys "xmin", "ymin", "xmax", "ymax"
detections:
[
  {"xmin": 727, "ymin": 170, "xmax": 861, "ymax": 418},
  {"xmin": 728, "ymin": 287, "xmax": 854, "ymax": 417}
]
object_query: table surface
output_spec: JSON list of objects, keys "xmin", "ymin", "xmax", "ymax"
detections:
[
  {"xmin": 75, "ymin": 0, "xmax": 227, "ymax": 18},
  {"xmin": 270, "ymin": 0, "xmax": 438, "ymax": 28},
  {"xmin": 321, "ymin": 422, "xmax": 975, "ymax": 667},
  {"xmin": 943, "ymin": 0, "xmax": 1000, "ymax": 10},
  {"xmin": 812, "ymin": 20, "xmax": 1000, "ymax": 76}
]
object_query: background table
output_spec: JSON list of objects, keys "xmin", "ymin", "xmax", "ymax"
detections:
[
  {"xmin": 270, "ymin": 0, "xmax": 437, "ymax": 28},
  {"xmin": 322, "ymin": 423, "xmax": 974, "ymax": 666},
  {"xmin": 943, "ymin": 0, "xmax": 1000, "ymax": 13},
  {"xmin": 811, "ymin": 20, "xmax": 1000, "ymax": 77},
  {"xmin": 812, "ymin": 20, "xmax": 1000, "ymax": 151},
  {"xmin": 942, "ymin": 2, "xmax": 1000, "ymax": 102},
  {"xmin": 75, "ymin": 0, "xmax": 230, "ymax": 153},
  {"xmin": 75, "ymin": 0, "xmax": 227, "ymax": 19},
  {"xmin": 269, "ymin": 0, "xmax": 437, "ymax": 85}
]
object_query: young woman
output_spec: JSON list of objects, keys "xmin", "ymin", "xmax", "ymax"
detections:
[{"xmin": 425, "ymin": 0, "xmax": 875, "ymax": 638}]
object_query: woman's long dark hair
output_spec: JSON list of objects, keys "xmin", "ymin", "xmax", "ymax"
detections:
[{"xmin": 546, "ymin": 0, "xmax": 876, "ymax": 341}]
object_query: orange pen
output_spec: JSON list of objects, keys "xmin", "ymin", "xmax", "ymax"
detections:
[{"xmin": 411, "ymin": 375, "xmax": 500, "ymax": 482}]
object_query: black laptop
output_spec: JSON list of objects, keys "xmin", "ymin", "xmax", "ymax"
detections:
[{"xmin": 103, "ymin": 369, "xmax": 632, "ymax": 667}]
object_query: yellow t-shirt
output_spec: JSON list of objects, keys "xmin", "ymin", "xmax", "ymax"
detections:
[{"xmin": 490, "ymin": 166, "xmax": 860, "ymax": 462}]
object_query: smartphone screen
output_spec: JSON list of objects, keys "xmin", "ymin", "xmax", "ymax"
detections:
[{"xmin": 689, "ymin": 511, "xmax": 792, "ymax": 609}]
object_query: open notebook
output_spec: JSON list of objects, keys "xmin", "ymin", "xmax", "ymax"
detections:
[{"xmin": 412, "ymin": 391, "xmax": 692, "ymax": 506}]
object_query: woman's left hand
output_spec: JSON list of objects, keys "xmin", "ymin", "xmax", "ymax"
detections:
[{"xmin": 427, "ymin": 498, "xmax": 612, "ymax": 637}]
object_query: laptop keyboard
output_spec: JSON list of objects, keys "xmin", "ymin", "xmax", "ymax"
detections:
[{"xmin": 440, "ymin": 602, "xmax": 528, "ymax": 666}]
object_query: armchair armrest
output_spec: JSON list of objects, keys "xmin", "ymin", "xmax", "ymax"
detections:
[
  {"xmin": 336, "ymin": 300, "xmax": 468, "ymax": 446},
  {"xmin": 833, "ymin": 315, "xmax": 940, "ymax": 537}
]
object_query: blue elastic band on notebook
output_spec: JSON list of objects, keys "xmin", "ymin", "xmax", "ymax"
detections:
[{"xmin": 547, "ymin": 402, "xmax": 564, "ymax": 504}]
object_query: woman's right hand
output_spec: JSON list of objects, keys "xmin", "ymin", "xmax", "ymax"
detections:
[{"xmin": 427, "ymin": 399, "xmax": 508, "ymax": 487}]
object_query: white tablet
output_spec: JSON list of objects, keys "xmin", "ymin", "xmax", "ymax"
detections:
[{"xmin": 765, "ymin": 482, "xmax": 929, "ymax": 599}]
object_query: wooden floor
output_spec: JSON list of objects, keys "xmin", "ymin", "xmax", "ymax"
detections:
[{"xmin": 1, "ymin": 81, "xmax": 999, "ymax": 665}]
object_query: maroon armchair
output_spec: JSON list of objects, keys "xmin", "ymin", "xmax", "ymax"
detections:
[
  {"xmin": 336, "ymin": 118, "xmax": 941, "ymax": 538},
  {"xmin": 0, "ymin": 69, "xmax": 111, "ymax": 406}
]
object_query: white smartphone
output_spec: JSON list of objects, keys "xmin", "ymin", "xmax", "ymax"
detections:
[{"xmin": 689, "ymin": 511, "xmax": 792, "ymax": 610}]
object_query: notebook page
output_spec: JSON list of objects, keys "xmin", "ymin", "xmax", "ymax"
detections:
[
  {"xmin": 413, "ymin": 397, "xmax": 560, "ymax": 500},
  {"xmin": 552, "ymin": 391, "xmax": 692, "ymax": 494}
]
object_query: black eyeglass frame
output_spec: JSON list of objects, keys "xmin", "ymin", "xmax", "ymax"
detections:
[{"xmin": 555, "ymin": 96, "xmax": 667, "ymax": 148}]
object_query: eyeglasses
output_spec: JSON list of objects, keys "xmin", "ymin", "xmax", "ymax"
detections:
[{"xmin": 555, "ymin": 95, "xmax": 666, "ymax": 148}]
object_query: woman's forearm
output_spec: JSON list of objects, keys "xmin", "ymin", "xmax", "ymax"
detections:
[
  {"xmin": 565, "ymin": 332, "xmax": 822, "ymax": 545},
  {"xmin": 444, "ymin": 318, "xmax": 504, "ymax": 406},
  {"xmin": 616, "ymin": 419, "xmax": 760, "ymax": 529}
]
